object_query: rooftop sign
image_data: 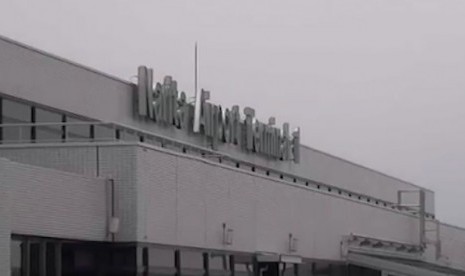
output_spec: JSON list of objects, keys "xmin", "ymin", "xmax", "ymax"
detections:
[{"xmin": 136, "ymin": 66, "xmax": 300, "ymax": 163}]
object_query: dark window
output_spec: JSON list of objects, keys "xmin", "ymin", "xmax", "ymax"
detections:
[
  {"xmin": 209, "ymin": 253, "xmax": 231, "ymax": 276},
  {"xmin": 66, "ymin": 117, "xmax": 91, "ymax": 141},
  {"xmin": 148, "ymin": 247, "xmax": 176, "ymax": 276},
  {"xmin": 233, "ymin": 255, "xmax": 253, "ymax": 276},
  {"xmin": 280, "ymin": 263, "xmax": 296, "ymax": 276},
  {"xmin": 35, "ymin": 108, "xmax": 62, "ymax": 142},
  {"xmin": 180, "ymin": 250, "xmax": 204, "ymax": 275},
  {"xmin": 2, "ymin": 99, "xmax": 31, "ymax": 142},
  {"xmin": 120, "ymin": 129, "xmax": 139, "ymax": 142},
  {"xmin": 94, "ymin": 124, "xmax": 116, "ymax": 141}
]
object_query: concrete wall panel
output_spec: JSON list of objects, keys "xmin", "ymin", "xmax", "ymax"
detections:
[
  {"xmin": 439, "ymin": 224, "xmax": 465, "ymax": 270},
  {"xmin": 0, "ymin": 145, "xmax": 97, "ymax": 176},
  {"xmin": 98, "ymin": 145, "xmax": 138, "ymax": 242},
  {"xmin": 0, "ymin": 158, "xmax": 107, "ymax": 241},
  {"xmin": 136, "ymin": 146, "xmax": 420, "ymax": 260}
]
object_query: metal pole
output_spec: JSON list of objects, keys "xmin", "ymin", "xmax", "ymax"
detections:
[
  {"xmin": 419, "ymin": 189, "xmax": 426, "ymax": 247},
  {"xmin": 193, "ymin": 42, "xmax": 201, "ymax": 133}
]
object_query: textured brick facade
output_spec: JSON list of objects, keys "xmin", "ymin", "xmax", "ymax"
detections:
[
  {"xmin": 0, "ymin": 144, "xmax": 140, "ymax": 242},
  {"xmin": 136, "ymin": 146, "xmax": 420, "ymax": 260},
  {"xmin": 1, "ymin": 158, "xmax": 107, "ymax": 240},
  {"xmin": 0, "ymin": 157, "xmax": 108, "ymax": 275}
]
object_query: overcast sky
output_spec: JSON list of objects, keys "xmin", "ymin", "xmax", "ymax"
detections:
[{"xmin": 0, "ymin": 0, "xmax": 464, "ymax": 227}]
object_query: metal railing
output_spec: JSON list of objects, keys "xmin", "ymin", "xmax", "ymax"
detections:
[{"xmin": 0, "ymin": 122, "xmax": 435, "ymax": 219}]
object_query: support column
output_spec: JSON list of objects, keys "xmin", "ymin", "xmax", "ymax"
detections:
[
  {"xmin": 21, "ymin": 240, "xmax": 31, "ymax": 276},
  {"xmin": 61, "ymin": 115, "xmax": 67, "ymax": 142},
  {"xmin": 55, "ymin": 243, "xmax": 62, "ymax": 276},
  {"xmin": 30, "ymin": 106, "xmax": 36, "ymax": 142},
  {"xmin": 136, "ymin": 246, "xmax": 146, "ymax": 276},
  {"xmin": 39, "ymin": 241, "xmax": 47, "ymax": 276},
  {"xmin": 142, "ymin": 247, "xmax": 149, "ymax": 276},
  {"xmin": 229, "ymin": 255, "xmax": 235, "ymax": 276},
  {"xmin": 203, "ymin": 252, "xmax": 209, "ymax": 276},
  {"xmin": 175, "ymin": 250, "xmax": 181, "ymax": 276}
]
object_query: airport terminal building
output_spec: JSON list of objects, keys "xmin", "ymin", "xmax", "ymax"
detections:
[{"xmin": 0, "ymin": 35, "xmax": 464, "ymax": 276}]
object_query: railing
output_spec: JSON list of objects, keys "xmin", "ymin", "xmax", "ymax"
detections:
[{"xmin": 0, "ymin": 122, "xmax": 435, "ymax": 219}]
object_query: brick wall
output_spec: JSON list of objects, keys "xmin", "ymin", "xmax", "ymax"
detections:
[
  {"xmin": 136, "ymin": 146, "xmax": 419, "ymax": 261},
  {"xmin": 0, "ymin": 145, "xmax": 97, "ymax": 176},
  {"xmin": 0, "ymin": 158, "xmax": 107, "ymax": 241},
  {"xmin": 0, "ymin": 144, "xmax": 140, "ymax": 242},
  {"xmin": 98, "ymin": 145, "xmax": 138, "ymax": 241}
]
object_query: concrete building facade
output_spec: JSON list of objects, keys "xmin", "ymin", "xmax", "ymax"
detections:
[{"xmin": 0, "ymin": 35, "xmax": 464, "ymax": 275}]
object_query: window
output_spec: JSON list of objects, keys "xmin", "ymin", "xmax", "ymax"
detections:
[
  {"xmin": 180, "ymin": 250, "xmax": 204, "ymax": 276},
  {"xmin": 280, "ymin": 263, "xmax": 297, "ymax": 276},
  {"xmin": 94, "ymin": 124, "xmax": 116, "ymax": 141},
  {"xmin": 148, "ymin": 248, "xmax": 176, "ymax": 276},
  {"xmin": 66, "ymin": 117, "xmax": 91, "ymax": 141},
  {"xmin": 2, "ymin": 99, "xmax": 31, "ymax": 142},
  {"xmin": 209, "ymin": 253, "xmax": 231, "ymax": 276},
  {"xmin": 234, "ymin": 255, "xmax": 253, "ymax": 276},
  {"xmin": 35, "ymin": 108, "xmax": 62, "ymax": 142}
]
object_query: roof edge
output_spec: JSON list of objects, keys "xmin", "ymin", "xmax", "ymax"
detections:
[{"xmin": 0, "ymin": 33, "xmax": 131, "ymax": 86}]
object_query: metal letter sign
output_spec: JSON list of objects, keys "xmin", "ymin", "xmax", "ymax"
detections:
[{"xmin": 136, "ymin": 66, "xmax": 300, "ymax": 163}]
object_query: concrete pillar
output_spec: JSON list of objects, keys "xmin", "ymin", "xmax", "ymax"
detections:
[
  {"xmin": 143, "ymin": 247, "xmax": 149, "ymax": 276},
  {"xmin": 21, "ymin": 240, "xmax": 30, "ymax": 276},
  {"xmin": 55, "ymin": 243, "xmax": 62, "ymax": 276},
  {"xmin": 136, "ymin": 246, "xmax": 149, "ymax": 276},
  {"xmin": 39, "ymin": 241, "xmax": 47, "ymax": 276}
]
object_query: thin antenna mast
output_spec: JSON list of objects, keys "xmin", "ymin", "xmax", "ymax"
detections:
[{"xmin": 193, "ymin": 42, "xmax": 201, "ymax": 132}]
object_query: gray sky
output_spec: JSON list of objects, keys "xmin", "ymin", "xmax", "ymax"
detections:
[{"xmin": 1, "ymin": 0, "xmax": 464, "ymax": 227}]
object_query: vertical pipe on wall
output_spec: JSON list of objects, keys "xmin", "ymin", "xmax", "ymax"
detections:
[{"xmin": 106, "ymin": 178, "xmax": 116, "ymax": 242}]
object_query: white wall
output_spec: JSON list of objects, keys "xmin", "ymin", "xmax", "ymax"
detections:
[
  {"xmin": 0, "ymin": 144, "xmax": 140, "ymax": 242},
  {"xmin": 439, "ymin": 224, "xmax": 465, "ymax": 270},
  {"xmin": 136, "ymin": 145, "xmax": 420, "ymax": 261},
  {"xmin": 0, "ymin": 158, "xmax": 108, "ymax": 241}
]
